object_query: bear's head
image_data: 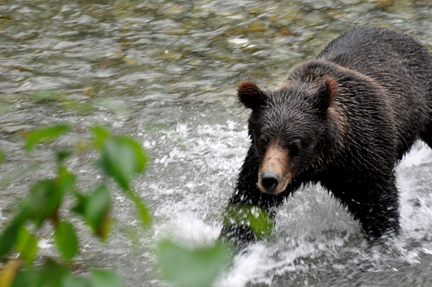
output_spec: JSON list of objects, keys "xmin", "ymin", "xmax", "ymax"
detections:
[{"xmin": 238, "ymin": 78, "xmax": 337, "ymax": 194}]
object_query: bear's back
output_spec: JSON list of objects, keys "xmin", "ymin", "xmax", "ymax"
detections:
[
  {"xmin": 316, "ymin": 26, "xmax": 432, "ymax": 159},
  {"xmin": 317, "ymin": 26, "xmax": 432, "ymax": 97},
  {"xmin": 316, "ymin": 26, "xmax": 432, "ymax": 82}
]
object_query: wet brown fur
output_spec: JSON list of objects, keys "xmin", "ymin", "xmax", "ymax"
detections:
[
  {"xmin": 237, "ymin": 81, "xmax": 266, "ymax": 110},
  {"xmin": 222, "ymin": 26, "xmax": 432, "ymax": 244},
  {"xmin": 257, "ymin": 141, "xmax": 291, "ymax": 194}
]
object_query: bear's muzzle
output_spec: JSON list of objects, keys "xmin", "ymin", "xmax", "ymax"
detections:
[{"xmin": 258, "ymin": 142, "xmax": 291, "ymax": 194}]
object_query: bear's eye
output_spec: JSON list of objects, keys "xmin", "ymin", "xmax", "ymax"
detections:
[
  {"xmin": 260, "ymin": 136, "xmax": 269, "ymax": 146},
  {"xmin": 288, "ymin": 140, "xmax": 301, "ymax": 157}
]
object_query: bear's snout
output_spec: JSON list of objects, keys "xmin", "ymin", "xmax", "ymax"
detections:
[
  {"xmin": 260, "ymin": 171, "xmax": 280, "ymax": 193},
  {"xmin": 257, "ymin": 142, "xmax": 291, "ymax": 194}
]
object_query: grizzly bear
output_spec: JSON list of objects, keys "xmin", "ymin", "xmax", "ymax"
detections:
[{"xmin": 221, "ymin": 26, "xmax": 432, "ymax": 244}]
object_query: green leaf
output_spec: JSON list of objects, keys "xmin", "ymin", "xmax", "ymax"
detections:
[
  {"xmin": 20, "ymin": 180, "xmax": 56, "ymax": 227},
  {"xmin": 85, "ymin": 185, "xmax": 111, "ymax": 239},
  {"xmin": 16, "ymin": 227, "xmax": 38, "ymax": 264},
  {"xmin": 12, "ymin": 262, "xmax": 64, "ymax": 287},
  {"xmin": 25, "ymin": 125, "xmax": 70, "ymax": 151},
  {"xmin": 19, "ymin": 181, "xmax": 56, "ymax": 228},
  {"xmin": 91, "ymin": 126, "xmax": 148, "ymax": 191},
  {"xmin": 54, "ymin": 221, "xmax": 78, "ymax": 260},
  {"xmin": 1, "ymin": 258, "xmax": 21, "ymax": 287},
  {"xmin": 11, "ymin": 268, "xmax": 40, "ymax": 287},
  {"xmin": 157, "ymin": 240, "xmax": 230, "ymax": 287},
  {"xmin": 0, "ymin": 222, "xmax": 20, "ymax": 258},
  {"xmin": 55, "ymin": 167, "xmax": 76, "ymax": 197},
  {"xmin": 73, "ymin": 185, "xmax": 111, "ymax": 240},
  {"xmin": 223, "ymin": 205, "xmax": 274, "ymax": 240},
  {"xmin": 17, "ymin": 170, "xmax": 75, "ymax": 228},
  {"xmin": 97, "ymin": 137, "xmax": 147, "ymax": 191},
  {"xmin": 126, "ymin": 191, "xmax": 152, "ymax": 229},
  {"xmin": 91, "ymin": 269, "xmax": 124, "ymax": 287},
  {"xmin": 56, "ymin": 150, "xmax": 73, "ymax": 165},
  {"xmin": 90, "ymin": 126, "xmax": 111, "ymax": 150},
  {"xmin": 0, "ymin": 149, "xmax": 4, "ymax": 165},
  {"xmin": 40, "ymin": 259, "xmax": 69, "ymax": 287},
  {"xmin": 62, "ymin": 275, "xmax": 92, "ymax": 287}
]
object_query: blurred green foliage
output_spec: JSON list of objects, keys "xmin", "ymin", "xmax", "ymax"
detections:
[
  {"xmin": 73, "ymin": 184, "xmax": 112, "ymax": 240},
  {"xmin": 53, "ymin": 221, "xmax": 79, "ymax": 260},
  {"xmin": 0, "ymin": 124, "xmax": 149, "ymax": 287},
  {"xmin": 25, "ymin": 125, "xmax": 70, "ymax": 152},
  {"xmin": 157, "ymin": 240, "xmax": 230, "ymax": 287},
  {"xmin": 223, "ymin": 205, "xmax": 274, "ymax": 240},
  {"xmin": 0, "ymin": 123, "xmax": 272, "ymax": 287}
]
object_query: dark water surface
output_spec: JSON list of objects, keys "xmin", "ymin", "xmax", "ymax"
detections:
[{"xmin": 1, "ymin": 0, "xmax": 432, "ymax": 286}]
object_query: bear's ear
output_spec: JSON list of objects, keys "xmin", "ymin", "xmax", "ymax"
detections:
[
  {"xmin": 313, "ymin": 77, "xmax": 337, "ymax": 111},
  {"xmin": 237, "ymin": 81, "xmax": 267, "ymax": 110}
]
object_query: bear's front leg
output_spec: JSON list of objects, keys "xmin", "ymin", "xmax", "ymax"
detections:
[
  {"xmin": 220, "ymin": 146, "xmax": 289, "ymax": 247},
  {"xmin": 356, "ymin": 183, "xmax": 400, "ymax": 240},
  {"xmin": 331, "ymin": 173, "xmax": 400, "ymax": 240}
]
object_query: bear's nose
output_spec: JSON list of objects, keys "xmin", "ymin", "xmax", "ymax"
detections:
[{"xmin": 260, "ymin": 171, "xmax": 280, "ymax": 193}]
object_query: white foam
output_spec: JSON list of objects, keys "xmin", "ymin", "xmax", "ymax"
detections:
[{"xmin": 156, "ymin": 212, "xmax": 220, "ymax": 248}]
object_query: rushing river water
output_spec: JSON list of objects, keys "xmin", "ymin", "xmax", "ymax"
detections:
[{"xmin": 1, "ymin": 0, "xmax": 432, "ymax": 286}]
